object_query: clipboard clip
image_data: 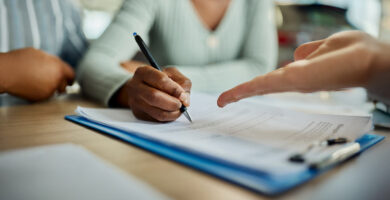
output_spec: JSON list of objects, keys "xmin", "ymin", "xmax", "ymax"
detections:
[
  {"xmin": 289, "ymin": 137, "xmax": 360, "ymax": 170},
  {"xmin": 309, "ymin": 142, "xmax": 361, "ymax": 170}
]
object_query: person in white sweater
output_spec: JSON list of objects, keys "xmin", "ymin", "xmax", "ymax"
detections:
[{"xmin": 77, "ymin": 0, "xmax": 277, "ymax": 122}]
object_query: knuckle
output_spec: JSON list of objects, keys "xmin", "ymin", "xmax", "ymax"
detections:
[
  {"xmin": 159, "ymin": 74, "xmax": 170, "ymax": 83},
  {"xmin": 162, "ymin": 67, "xmax": 171, "ymax": 73},
  {"xmin": 154, "ymin": 112, "xmax": 168, "ymax": 122},
  {"xmin": 134, "ymin": 66, "xmax": 148, "ymax": 76},
  {"xmin": 171, "ymin": 86, "xmax": 182, "ymax": 97},
  {"xmin": 147, "ymin": 90, "xmax": 160, "ymax": 103},
  {"xmin": 163, "ymin": 67, "xmax": 176, "ymax": 73},
  {"xmin": 173, "ymin": 101, "xmax": 182, "ymax": 110},
  {"xmin": 139, "ymin": 66, "xmax": 150, "ymax": 72},
  {"xmin": 166, "ymin": 101, "xmax": 181, "ymax": 111},
  {"xmin": 182, "ymin": 79, "xmax": 192, "ymax": 90}
]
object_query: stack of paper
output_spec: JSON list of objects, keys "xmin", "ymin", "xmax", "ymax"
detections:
[{"xmin": 75, "ymin": 93, "xmax": 372, "ymax": 176}]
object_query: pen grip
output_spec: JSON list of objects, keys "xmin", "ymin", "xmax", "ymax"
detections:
[
  {"xmin": 133, "ymin": 33, "xmax": 192, "ymax": 122},
  {"xmin": 180, "ymin": 105, "xmax": 187, "ymax": 113}
]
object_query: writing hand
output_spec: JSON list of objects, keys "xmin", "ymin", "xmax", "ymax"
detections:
[
  {"xmin": 122, "ymin": 66, "xmax": 191, "ymax": 122},
  {"xmin": 120, "ymin": 60, "xmax": 146, "ymax": 74}
]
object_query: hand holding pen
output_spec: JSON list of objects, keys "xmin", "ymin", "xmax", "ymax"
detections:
[{"xmin": 117, "ymin": 33, "xmax": 192, "ymax": 122}]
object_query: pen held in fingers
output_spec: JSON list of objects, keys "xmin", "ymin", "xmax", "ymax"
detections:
[{"xmin": 133, "ymin": 32, "xmax": 192, "ymax": 122}]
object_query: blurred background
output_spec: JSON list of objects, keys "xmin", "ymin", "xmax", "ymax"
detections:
[
  {"xmin": 61, "ymin": 0, "xmax": 387, "ymax": 117},
  {"xmin": 78, "ymin": 0, "xmax": 387, "ymax": 67}
]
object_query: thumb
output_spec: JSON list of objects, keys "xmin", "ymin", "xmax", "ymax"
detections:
[{"xmin": 294, "ymin": 40, "xmax": 324, "ymax": 61}]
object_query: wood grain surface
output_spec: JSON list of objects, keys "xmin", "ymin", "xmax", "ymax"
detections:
[{"xmin": 1, "ymin": 94, "xmax": 389, "ymax": 200}]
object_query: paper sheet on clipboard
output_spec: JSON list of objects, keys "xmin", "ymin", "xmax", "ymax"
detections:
[{"xmin": 76, "ymin": 93, "xmax": 372, "ymax": 175}]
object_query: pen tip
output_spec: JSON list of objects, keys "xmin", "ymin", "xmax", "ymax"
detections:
[
  {"xmin": 183, "ymin": 111, "xmax": 193, "ymax": 123},
  {"xmin": 133, "ymin": 32, "xmax": 137, "ymax": 37}
]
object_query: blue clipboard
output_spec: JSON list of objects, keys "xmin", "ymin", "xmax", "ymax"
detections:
[{"xmin": 65, "ymin": 115, "xmax": 384, "ymax": 196}]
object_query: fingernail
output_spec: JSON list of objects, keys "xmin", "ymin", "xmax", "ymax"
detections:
[
  {"xmin": 185, "ymin": 93, "xmax": 190, "ymax": 106},
  {"xmin": 179, "ymin": 92, "xmax": 187, "ymax": 102},
  {"xmin": 179, "ymin": 92, "xmax": 190, "ymax": 106}
]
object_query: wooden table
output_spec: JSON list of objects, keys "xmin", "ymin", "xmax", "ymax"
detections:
[{"xmin": 1, "ymin": 94, "xmax": 389, "ymax": 200}]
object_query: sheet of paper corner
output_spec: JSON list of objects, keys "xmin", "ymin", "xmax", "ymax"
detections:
[
  {"xmin": 75, "ymin": 92, "xmax": 372, "ymax": 175},
  {"xmin": 0, "ymin": 143, "xmax": 170, "ymax": 200}
]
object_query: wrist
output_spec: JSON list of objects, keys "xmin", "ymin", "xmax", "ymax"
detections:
[{"xmin": 109, "ymin": 83, "xmax": 129, "ymax": 108}]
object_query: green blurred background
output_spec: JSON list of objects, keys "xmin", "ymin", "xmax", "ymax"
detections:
[{"xmin": 78, "ymin": 0, "xmax": 388, "ymax": 66}]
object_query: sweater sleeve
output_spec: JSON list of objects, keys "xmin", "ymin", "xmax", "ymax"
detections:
[
  {"xmin": 77, "ymin": 0, "xmax": 157, "ymax": 105},
  {"xmin": 176, "ymin": 0, "xmax": 277, "ymax": 93}
]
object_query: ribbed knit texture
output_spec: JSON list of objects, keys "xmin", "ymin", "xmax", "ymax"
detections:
[
  {"xmin": 77, "ymin": 0, "xmax": 277, "ymax": 105},
  {"xmin": 0, "ymin": 0, "xmax": 87, "ymax": 67}
]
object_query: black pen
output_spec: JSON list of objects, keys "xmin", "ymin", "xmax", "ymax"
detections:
[{"xmin": 133, "ymin": 32, "xmax": 192, "ymax": 123}]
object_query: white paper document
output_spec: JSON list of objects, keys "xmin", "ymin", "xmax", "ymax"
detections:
[{"xmin": 76, "ymin": 93, "xmax": 372, "ymax": 175}]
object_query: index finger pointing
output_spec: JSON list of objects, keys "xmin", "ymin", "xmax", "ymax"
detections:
[
  {"xmin": 217, "ymin": 60, "xmax": 311, "ymax": 107},
  {"xmin": 217, "ymin": 71, "xmax": 283, "ymax": 107}
]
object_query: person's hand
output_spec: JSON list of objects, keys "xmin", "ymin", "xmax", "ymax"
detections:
[
  {"xmin": 218, "ymin": 31, "xmax": 390, "ymax": 107},
  {"xmin": 117, "ymin": 66, "xmax": 191, "ymax": 122},
  {"xmin": 120, "ymin": 60, "xmax": 146, "ymax": 74},
  {"xmin": 0, "ymin": 48, "xmax": 75, "ymax": 101}
]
